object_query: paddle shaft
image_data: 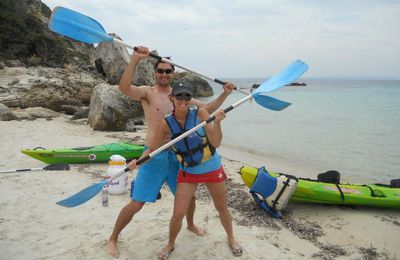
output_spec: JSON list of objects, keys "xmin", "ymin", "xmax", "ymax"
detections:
[
  {"xmin": 50, "ymin": 7, "xmax": 305, "ymax": 100},
  {"xmin": 0, "ymin": 168, "xmax": 44, "ymax": 174},
  {"xmin": 0, "ymin": 163, "xmax": 70, "ymax": 174},
  {"xmin": 106, "ymin": 94, "xmax": 253, "ymax": 183},
  {"xmin": 55, "ymin": 56, "xmax": 307, "ymax": 207},
  {"xmin": 50, "ymin": 10, "xmax": 246, "ymax": 93},
  {"xmin": 113, "ymin": 39, "xmax": 249, "ymax": 95}
]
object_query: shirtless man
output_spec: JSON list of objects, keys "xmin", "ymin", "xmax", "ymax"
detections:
[{"xmin": 108, "ymin": 46, "xmax": 234, "ymax": 257}]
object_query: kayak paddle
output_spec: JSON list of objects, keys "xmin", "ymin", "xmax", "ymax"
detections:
[
  {"xmin": 0, "ymin": 164, "xmax": 70, "ymax": 174},
  {"xmin": 49, "ymin": 6, "xmax": 291, "ymax": 111},
  {"xmin": 56, "ymin": 59, "xmax": 308, "ymax": 207}
]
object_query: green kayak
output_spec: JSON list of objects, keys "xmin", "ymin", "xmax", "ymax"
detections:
[
  {"xmin": 21, "ymin": 142, "xmax": 145, "ymax": 164},
  {"xmin": 239, "ymin": 166, "xmax": 400, "ymax": 209}
]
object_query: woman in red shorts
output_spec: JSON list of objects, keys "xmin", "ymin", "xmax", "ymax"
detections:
[{"xmin": 148, "ymin": 79, "xmax": 242, "ymax": 259}]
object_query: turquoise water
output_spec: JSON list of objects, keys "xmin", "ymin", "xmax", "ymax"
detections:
[{"xmin": 203, "ymin": 79, "xmax": 400, "ymax": 183}]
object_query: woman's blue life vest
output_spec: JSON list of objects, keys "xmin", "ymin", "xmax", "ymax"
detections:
[{"xmin": 164, "ymin": 106, "xmax": 216, "ymax": 167}]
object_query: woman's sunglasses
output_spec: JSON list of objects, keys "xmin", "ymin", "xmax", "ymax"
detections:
[
  {"xmin": 174, "ymin": 94, "xmax": 192, "ymax": 101},
  {"xmin": 157, "ymin": 68, "xmax": 174, "ymax": 74}
]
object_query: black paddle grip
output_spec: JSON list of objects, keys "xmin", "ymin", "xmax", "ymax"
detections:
[
  {"xmin": 133, "ymin": 47, "xmax": 162, "ymax": 61},
  {"xmin": 205, "ymin": 115, "xmax": 216, "ymax": 124},
  {"xmin": 205, "ymin": 105, "xmax": 234, "ymax": 124},
  {"xmin": 214, "ymin": 79, "xmax": 237, "ymax": 90},
  {"xmin": 214, "ymin": 79, "xmax": 226, "ymax": 85},
  {"xmin": 136, "ymin": 155, "xmax": 151, "ymax": 166},
  {"xmin": 223, "ymin": 105, "xmax": 235, "ymax": 114},
  {"xmin": 16, "ymin": 169, "xmax": 31, "ymax": 172},
  {"xmin": 148, "ymin": 52, "xmax": 162, "ymax": 61}
]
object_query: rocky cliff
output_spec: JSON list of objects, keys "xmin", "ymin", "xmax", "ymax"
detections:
[
  {"xmin": 0, "ymin": 0, "xmax": 94, "ymax": 68},
  {"xmin": 0, "ymin": 0, "xmax": 214, "ymax": 131}
]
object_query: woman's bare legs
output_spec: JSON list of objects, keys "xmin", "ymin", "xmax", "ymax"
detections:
[
  {"xmin": 206, "ymin": 181, "xmax": 242, "ymax": 256},
  {"xmin": 158, "ymin": 183, "xmax": 198, "ymax": 259},
  {"xmin": 186, "ymin": 196, "xmax": 207, "ymax": 236}
]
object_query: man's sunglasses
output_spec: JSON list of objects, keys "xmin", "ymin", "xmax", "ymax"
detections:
[
  {"xmin": 174, "ymin": 94, "xmax": 192, "ymax": 101},
  {"xmin": 157, "ymin": 68, "xmax": 174, "ymax": 74}
]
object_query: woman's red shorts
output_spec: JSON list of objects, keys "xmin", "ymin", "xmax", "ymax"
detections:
[{"xmin": 177, "ymin": 166, "xmax": 227, "ymax": 183}]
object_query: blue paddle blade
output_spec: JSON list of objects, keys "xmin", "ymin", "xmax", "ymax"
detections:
[
  {"xmin": 253, "ymin": 59, "xmax": 309, "ymax": 95},
  {"xmin": 56, "ymin": 180, "xmax": 107, "ymax": 207},
  {"xmin": 250, "ymin": 59, "xmax": 308, "ymax": 111},
  {"xmin": 253, "ymin": 95, "xmax": 291, "ymax": 111},
  {"xmin": 49, "ymin": 6, "xmax": 113, "ymax": 44}
]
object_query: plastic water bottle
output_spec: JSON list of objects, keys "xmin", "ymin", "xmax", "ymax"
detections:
[
  {"xmin": 130, "ymin": 180, "xmax": 135, "ymax": 198},
  {"xmin": 102, "ymin": 184, "xmax": 109, "ymax": 207}
]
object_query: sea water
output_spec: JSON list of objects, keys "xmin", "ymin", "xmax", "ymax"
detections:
[{"xmin": 202, "ymin": 79, "xmax": 400, "ymax": 183}]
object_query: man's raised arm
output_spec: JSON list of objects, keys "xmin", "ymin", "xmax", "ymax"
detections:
[
  {"xmin": 193, "ymin": 82, "xmax": 235, "ymax": 114},
  {"xmin": 118, "ymin": 46, "xmax": 150, "ymax": 101}
]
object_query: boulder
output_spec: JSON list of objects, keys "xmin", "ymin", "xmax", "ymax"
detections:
[
  {"xmin": 24, "ymin": 106, "xmax": 60, "ymax": 118},
  {"xmin": 94, "ymin": 34, "xmax": 130, "ymax": 85},
  {"xmin": 0, "ymin": 66, "xmax": 105, "ymax": 111},
  {"xmin": 61, "ymin": 105, "xmax": 80, "ymax": 115},
  {"xmin": 11, "ymin": 106, "xmax": 60, "ymax": 120},
  {"xmin": 71, "ymin": 107, "xmax": 90, "ymax": 120},
  {"xmin": 94, "ymin": 34, "xmax": 156, "ymax": 86},
  {"xmin": 88, "ymin": 83, "xmax": 143, "ymax": 131},
  {"xmin": 133, "ymin": 58, "xmax": 157, "ymax": 86},
  {"xmin": 12, "ymin": 108, "xmax": 34, "ymax": 120},
  {"xmin": 0, "ymin": 103, "xmax": 18, "ymax": 121},
  {"xmin": 174, "ymin": 72, "xmax": 214, "ymax": 97}
]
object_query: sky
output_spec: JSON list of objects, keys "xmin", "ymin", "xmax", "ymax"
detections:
[{"xmin": 42, "ymin": 1, "xmax": 400, "ymax": 79}]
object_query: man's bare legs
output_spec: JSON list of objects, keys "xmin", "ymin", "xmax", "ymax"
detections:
[
  {"xmin": 108, "ymin": 200, "xmax": 144, "ymax": 257},
  {"xmin": 108, "ymin": 196, "xmax": 204, "ymax": 258}
]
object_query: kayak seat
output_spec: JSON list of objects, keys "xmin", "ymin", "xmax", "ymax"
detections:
[
  {"xmin": 391, "ymin": 179, "xmax": 400, "ymax": 188},
  {"xmin": 317, "ymin": 170, "xmax": 340, "ymax": 184}
]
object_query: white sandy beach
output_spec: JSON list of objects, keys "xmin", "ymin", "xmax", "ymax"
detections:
[{"xmin": 0, "ymin": 115, "xmax": 399, "ymax": 259}]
